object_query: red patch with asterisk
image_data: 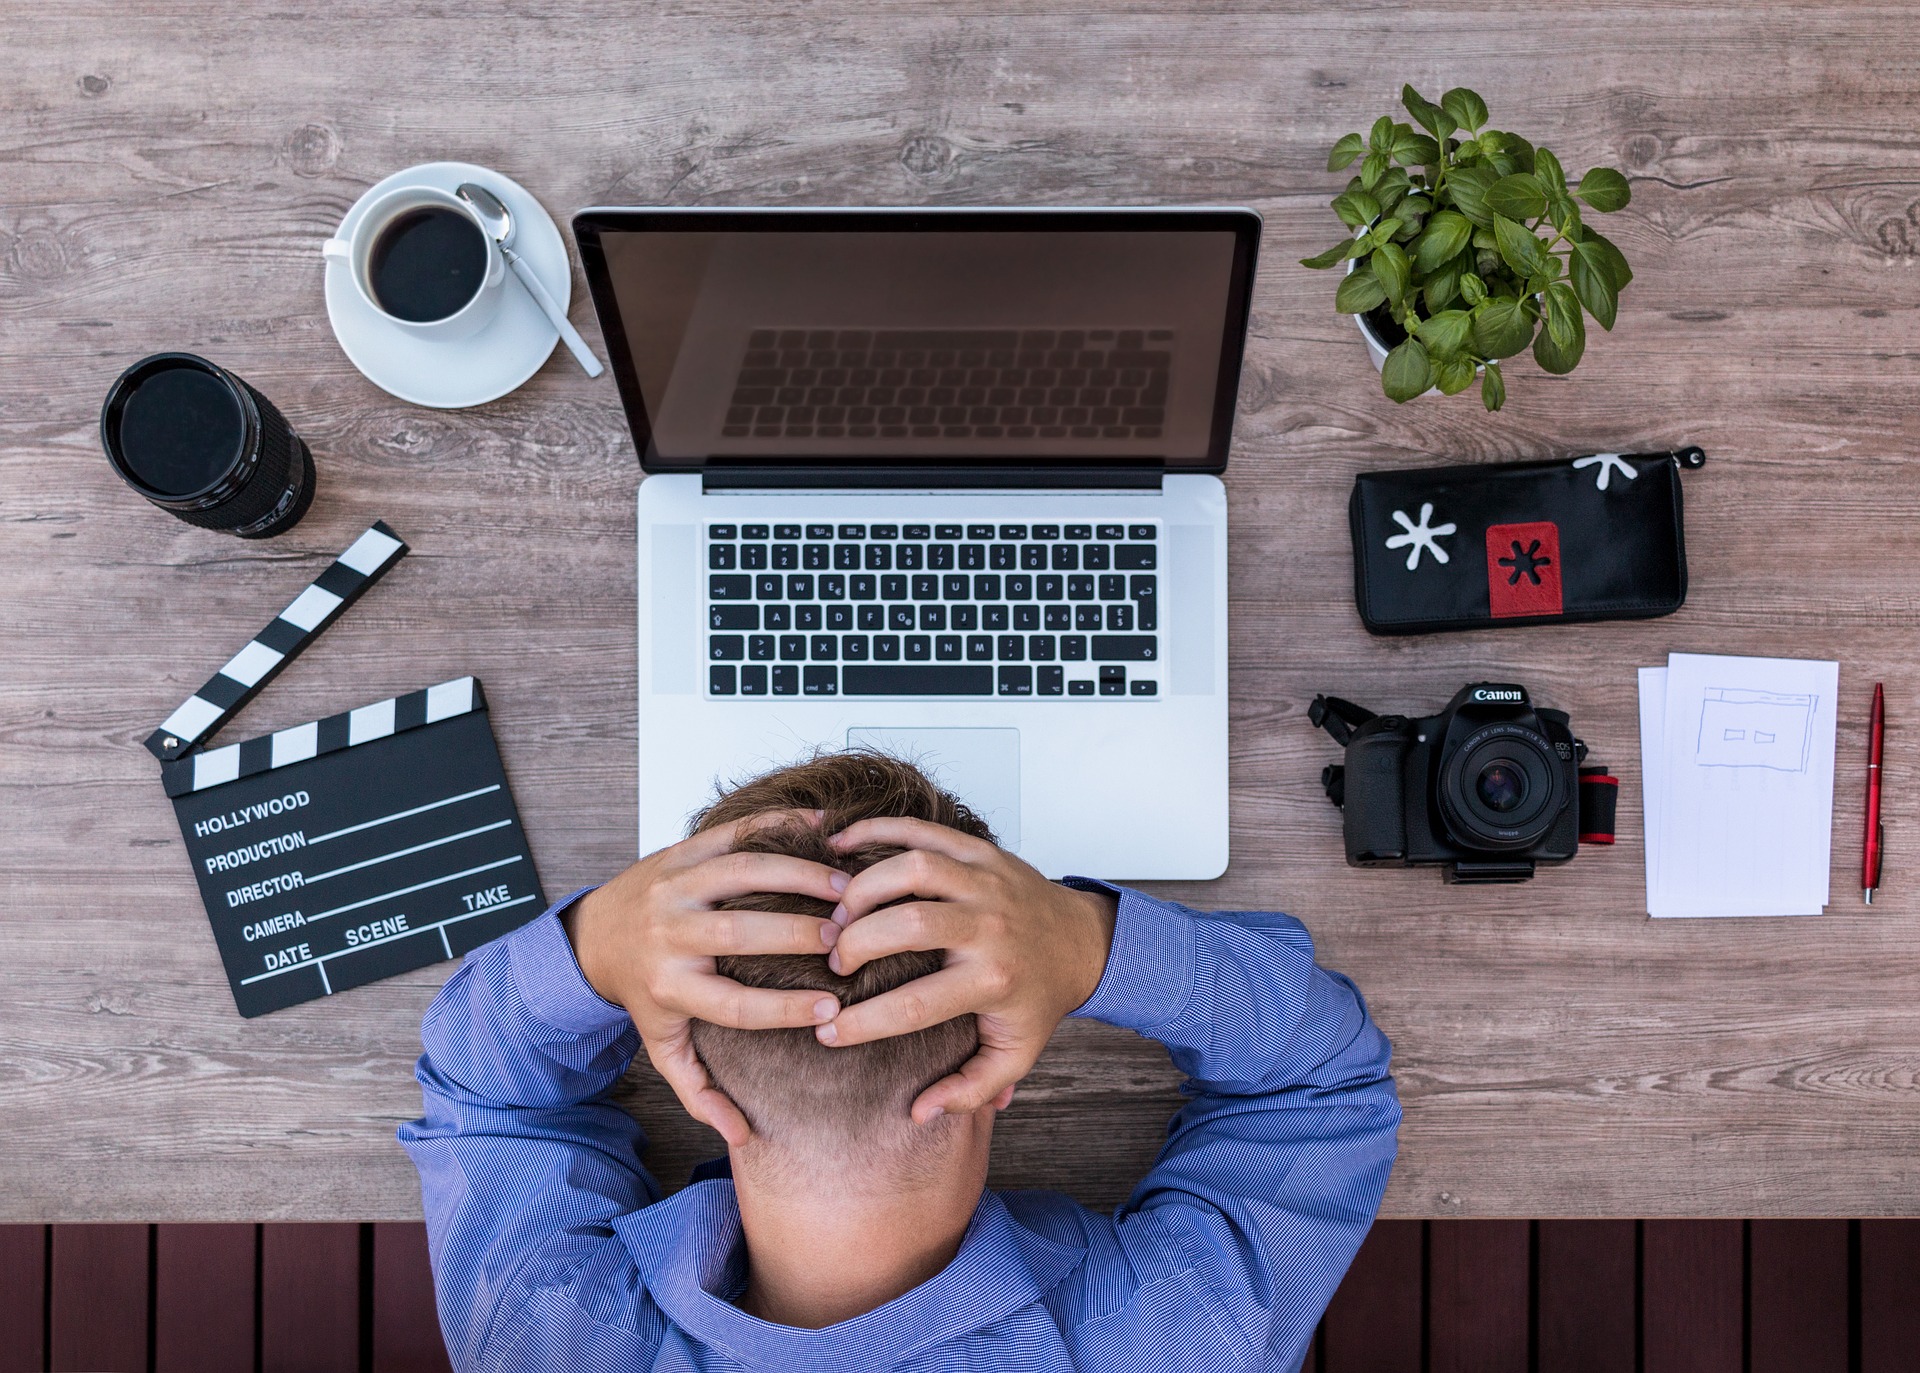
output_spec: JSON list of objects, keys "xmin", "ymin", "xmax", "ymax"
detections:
[{"xmin": 1486, "ymin": 521, "xmax": 1563, "ymax": 617}]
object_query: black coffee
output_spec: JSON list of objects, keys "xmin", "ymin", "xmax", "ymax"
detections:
[
  {"xmin": 118, "ymin": 362, "xmax": 245, "ymax": 496},
  {"xmin": 367, "ymin": 206, "xmax": 488, "ymax": 322}
]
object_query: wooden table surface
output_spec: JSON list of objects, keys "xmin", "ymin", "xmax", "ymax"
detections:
[{"xmin": 5, "ymin": 2, "xmax": 1919, "ymax": 1222}]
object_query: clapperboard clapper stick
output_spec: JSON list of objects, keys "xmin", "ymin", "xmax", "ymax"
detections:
[{"xmin": 152, "ymin": 523, "xmax": 546, "ymax": 1017}]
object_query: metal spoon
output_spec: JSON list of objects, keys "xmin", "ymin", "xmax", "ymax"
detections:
[{"xmin": 457, "ymin": 182, "xmax": 603, "ymax": 378}]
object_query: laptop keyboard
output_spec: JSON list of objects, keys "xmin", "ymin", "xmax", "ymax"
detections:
[
  {"xmin": 723, "ymin": 329, "xmax": 1172, "ymax": 441},
  {"xmin": 706, "ymin": 522, "xmax": 1160, "ymax": 699}
]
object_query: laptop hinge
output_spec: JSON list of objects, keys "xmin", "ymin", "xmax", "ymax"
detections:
[{"xmin": 700, "ymin": 461, "xmax": 1165, "ymax": 492}]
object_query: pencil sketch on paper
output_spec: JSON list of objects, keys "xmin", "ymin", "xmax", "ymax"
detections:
[{"xmin": 1695, "ymin": 688, "xmax": 1817, "ymax": 772}]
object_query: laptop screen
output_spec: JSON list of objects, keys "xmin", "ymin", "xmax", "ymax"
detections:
[{"xmin": 574, "ymin": 209, "xmax": 1260, "ymax": 473}]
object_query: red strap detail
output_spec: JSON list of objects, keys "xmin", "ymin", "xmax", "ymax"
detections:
[
  {"xmin": 1584, "ymin": 774, "xmax": 1619, "ymax": 787},
  {"xmin": 1579, "ymin": 833, "xmax": 1617, "ymax": 845}
]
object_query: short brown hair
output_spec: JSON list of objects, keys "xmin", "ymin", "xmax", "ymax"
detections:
[{"xmin": 686, "ymin": 751, "xmax": 990, "ymax": 1154}]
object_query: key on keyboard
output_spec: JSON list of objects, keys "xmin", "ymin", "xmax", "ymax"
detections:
[{"xmin": 704, "ymin": 521, "xmax": 1160, "ymax": 698}]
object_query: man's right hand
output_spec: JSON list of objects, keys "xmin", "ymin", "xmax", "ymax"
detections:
[
  {"xmin": 817, "ymin": 818, "xmax": 1118, "ymax": 1124},
  {"xmin": 562, "ymin": 815, "xmax": 848, "ymax": 1148}
]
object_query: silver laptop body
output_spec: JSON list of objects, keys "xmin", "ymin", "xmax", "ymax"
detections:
[{"xmin": 574, "ymin": 207, "xmax": 1261, "ymax": 879}]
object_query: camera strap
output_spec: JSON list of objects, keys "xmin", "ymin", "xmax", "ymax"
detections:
[
  {"xmin": 1307, "ymin": 694, "xmax": 1376, "ymax": 748},
  {"xmin": 1308, "ymin": 695, "xmax": 1378, "ymax": 809},
  {"xmin": 1577, "ymin": 766, "xmax": 1618, "ymax": 845}
]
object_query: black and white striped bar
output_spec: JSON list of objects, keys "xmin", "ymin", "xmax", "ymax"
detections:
[
  {"xmin": 144, "ymin": 522, "xmax": 408, "ymax": 762},
  {"xmin": 162, "ymin": 676, "xmax": 484, "ymax": 798}
]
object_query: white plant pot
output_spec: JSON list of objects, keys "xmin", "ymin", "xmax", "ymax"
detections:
[{"xmin": 1345, "ymin": 261, "xmax": 1484, "ymax": 396}]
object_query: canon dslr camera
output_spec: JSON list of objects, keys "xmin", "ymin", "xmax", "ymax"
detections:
[{"xmin": 1310, "ymin": 683, "xmax": 1612, "ymax": 883}]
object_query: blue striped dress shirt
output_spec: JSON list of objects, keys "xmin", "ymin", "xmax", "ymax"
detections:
[{"xmin": 399, "ymin": 882, "xmax": 1400, "ymax": 1371}]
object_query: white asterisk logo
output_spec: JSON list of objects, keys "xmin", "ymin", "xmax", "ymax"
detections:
[
  {"xmin": 1572, "ymin": 452, "xmax": 1638, "ymax": 491},
  {"xmin": 1385, "ymin": 503, "xmax": 1456, "ymax": 571}
]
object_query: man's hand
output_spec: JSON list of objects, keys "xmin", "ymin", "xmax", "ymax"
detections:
[
  {"xmin": 816, "ymin": 818, "xmax": 1118, "ymax": 1123},
  {"xmin": 563, "ymin": 814, "xmax": 848, "ymax": 1148}
]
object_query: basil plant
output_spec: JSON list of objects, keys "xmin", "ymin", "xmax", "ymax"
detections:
[{"xmin": 1301, "ymin": 85, "xmax": 1634, "ymax": 410}]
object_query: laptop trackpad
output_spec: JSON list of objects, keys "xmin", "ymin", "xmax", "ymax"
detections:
[{"xmin": 845, "ymin": 727, "xmax": 1020, "ymax": 852}]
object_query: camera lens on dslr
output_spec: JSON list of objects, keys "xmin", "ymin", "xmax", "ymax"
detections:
[
  {"xmin": 100, "ymin": 353, "xmax": 315, "ymax": 538},
  {"xmin": 1475, "ymin": 762, "xmax": 1529, "ymax": 813},
  {"xmin": 1440, "ymin": 725, "xmax": 1562, "ymax": 851}
]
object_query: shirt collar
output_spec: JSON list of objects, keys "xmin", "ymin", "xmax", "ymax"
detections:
[{"xmin": 615, "ymin": 1181, "xmax": 1085, "ymax": 1370}]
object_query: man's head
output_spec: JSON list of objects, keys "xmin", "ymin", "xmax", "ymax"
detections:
[{"xmin": 686, "ymin": 752, "xmax": 989, "ymax": 1166}]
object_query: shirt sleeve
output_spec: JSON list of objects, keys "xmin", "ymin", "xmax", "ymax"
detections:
[
  {"xmin": 1062, "ymin": 881, "xmax": 1401, "ymax": 1373},
  {"xmin": 396, "ymin": 890, "xmax": 668, "ymax": 1372}
]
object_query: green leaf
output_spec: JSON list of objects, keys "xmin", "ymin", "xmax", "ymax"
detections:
[
  {"xmin": 1434, "ymin": 355, "xmax": 1478, "ymax": 395},
  {"xmin": 1481, "ymin": 360, "xmax": 1506, "ymax": 411},
  {"xmin": 1369, "ymin": 115, "xmax": 1396, "ymax": 153},
  {"xmin": 1372, "ymin": 217, "xmax": 1402, "ymax": 244},
  {"xmin": 1300, "ymin": 238, "xmax": 1357, "ymax": 269},
  {"xmin": 1360, "ymin": 151, "xmax": 1387, "ymax": 189},
  {"xmin": 1381, "ymin": 339, "xmax": 1435, "ymax": 402},
  {"xmin": 1460, "ymin": 271, "xmax": 1488, "ymax": 307},
  {"xmin": 1441, "ymin": 87, "xmax": 1489, "ymax": 132},
  {"xmin": 1546, "ymin": 190, "xmax": 1581, "ymax": 235},
  {"xmin": 1569, "ymin": 240, "xmax": 1619, "ymax": 328},
  {"xmin": 1398, "ymin": 193, "xmax": 1431, "ymax": 219},
  {"xmin": 1578, "ymin": 227, "xmax": 1634, "ymax": 290},
  {"xmin": 1499, "ymin": 132, "xmax": 1536, "ymax": 174},
  {"xmin": 1492, "ymin": 213, "xmax": 1549, "ymax": 278},
  {"xmin": 1472, "ymin": 296, "xmax": 1536, "ymax": 358},
  {"xmin": 1543, "ymin": 281, "xmax": 1580, "ymax": 348},
  {"xmin": 1335, "ymin": 267, "xmax": 1387, "ymax": 314},
  {"xmin": 1327, "ymin": 132, "xmax": 1366, "ymax": 172},
  {"xmin": 1415, "ymin": 308, "xmax": 1473, "ymax": 358},
  {"xmin": 1396, "ymin": 132, "xmax": 1440, "ymax": 166},
  {"xmin": 1533, "ymin": 299, "xmax": 1586, "ymax": 372},
  {"xmin": 1413, "ymin": 210, "xmax": 1473, "ymax": 271},
  {"xmin": 1533, "ymin": 147, "xmax": 1566, "ymax": 194},
  {"xmin": 1484, "ymin": 173, "xmax": 1548, "ymax": 222},
  {"xmin": 1446, "ymin": 165, "xmax": 1498, "ymax": 227},
  {"xmin": 1402, "ymin": 84, "xmax": 1443, "ymax": 134},
  {"xmin": 1575, "ymin": 167, "xmax": 1631, "ymax": 212},
  {"xmin": 1423, "ymin": 262, "xmax": 1461, "ymax": 312},
  {"xmin": 1372, "ymin": 242, "xmax": 1411, "ymax": 304},
  {"xmin": 1332, "ymin": 190, "xmax": 1381, "ymax": 228}
]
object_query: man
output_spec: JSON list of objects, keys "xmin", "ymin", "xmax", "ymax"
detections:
[{"xmin": 401, "ymin": 752, "xmax": 1399, "ymax": 1370}]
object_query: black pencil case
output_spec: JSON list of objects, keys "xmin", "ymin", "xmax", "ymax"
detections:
[{"xmin": 1348, "ymin": 447, "xmax": 1703, "ymax": 635}]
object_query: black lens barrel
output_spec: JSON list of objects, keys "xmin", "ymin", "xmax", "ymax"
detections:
[{"xmin": 101, "ymin": 353, "xmax": 315, "ymax": 539}]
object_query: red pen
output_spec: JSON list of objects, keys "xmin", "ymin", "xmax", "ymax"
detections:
[{"xmin": 1864, "ymin": 682, "xmax": 1885, "ymax": 904}]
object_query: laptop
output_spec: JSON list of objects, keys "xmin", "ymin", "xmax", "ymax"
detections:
[{"xmin": 573, "ymin": 207, "xmax": 1260, "ymax": 879}]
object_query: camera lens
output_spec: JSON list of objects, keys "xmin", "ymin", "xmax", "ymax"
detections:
[
  {"xmin": 1438, "ymin": 723, "xmax": 1565, "ymax": 851},
  {"xmin": 1475, "ymin": 761, "xmax": 1529, "ymax": 813},
  {"xmin": 101, "ymin": 353, "xmax": 315, "ymax": 539}
]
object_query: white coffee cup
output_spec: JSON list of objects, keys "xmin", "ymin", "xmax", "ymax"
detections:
[{"xmin": 322, "ymin": 185, "xmax": 505, "ymax": 342}]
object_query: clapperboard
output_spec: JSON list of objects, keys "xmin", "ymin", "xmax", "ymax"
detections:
[{"xmin": 151, "ymin": 523, "xmax": 546, "ymax": 1017}]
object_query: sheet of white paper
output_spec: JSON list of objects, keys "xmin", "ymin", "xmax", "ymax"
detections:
[
  {"xmin": 1651, "ymin": 652, "xmax": 1838, "ymax": 917},
  {"xmin": 1638, "ymin": 666, "xmax": 1667, "ymax": 915}
]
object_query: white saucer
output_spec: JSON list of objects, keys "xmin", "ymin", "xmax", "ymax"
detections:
[{"xmin": 323, "ymin": 162, "xmax": 568, "ymax": 408}]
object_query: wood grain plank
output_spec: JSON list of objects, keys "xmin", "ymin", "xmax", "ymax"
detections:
[
  {"xmin": 155, "ymin": 1223, "xmax": 255, "ymax": 1373},
  {"xmin": 49, "ymin": 1224, "xmax": 149, "ymax": 1372},
  {"xmin": 373, "ymin": 1221, "xmax": 451, "ymax": 1373},
  {"xmin": 0, "ymin": 1226, "xmax": 47, "ymax": 1373},
  {"xmin": 1643, "ymin": 1220, "xmax": 1743, "ymax": 1373},
  {"xmin": 261, "ymin": 1222, "xmax": 361, "ymax": 1373},
  {"xmin": 4, "ymin": 2, "xmax": 1920, "ymax": 1221},
  {"xmin": 1861, "ymin": 1219, "xmax": 1920, "ymax": 1373},
  {"xmin": 1750, "ymin": 1219, "xmax": 1849, "ymax": 1373},
  {"xmin": 1320, "ymin": 1219, "xmax": 1423, "ymax": 1372},
  {"xmin": 1428, "ymin": 1220, "xmax": 1529, "ymax": 1373},
  {"xmin": 1537, "ymin": 1220, "xmax": 1635, "ymax": 1373}
]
